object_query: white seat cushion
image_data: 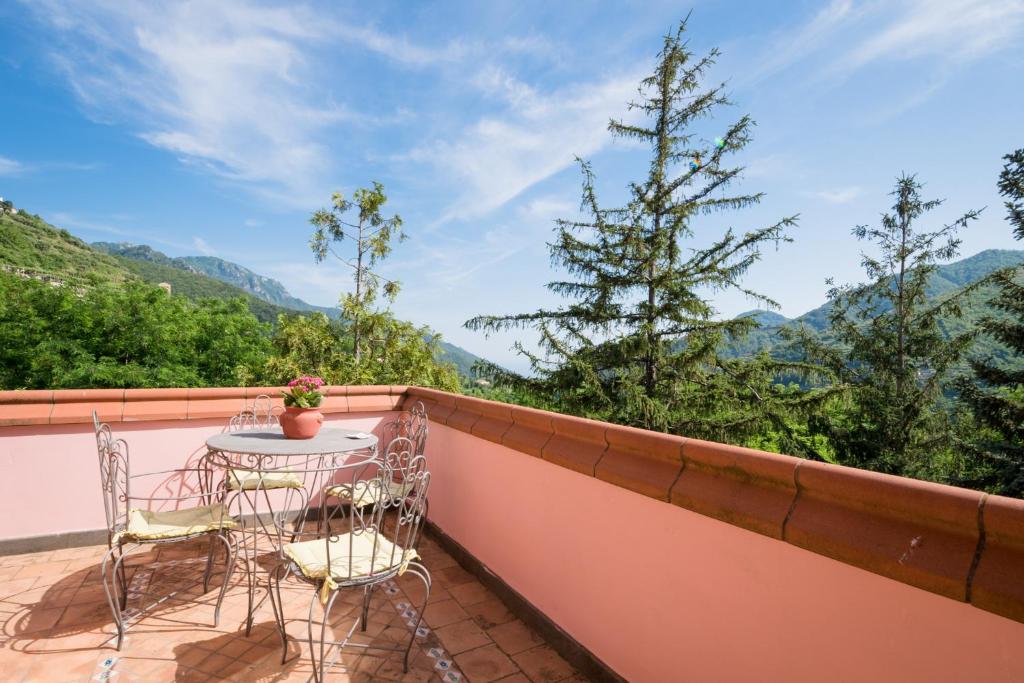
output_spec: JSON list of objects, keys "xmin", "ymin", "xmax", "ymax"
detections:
[
  {"xmin": 283, "ymin": 529, "xmax": 418, "ymax": 598},
  {"xmin": 120, "ymin": 503, "xmax": 236, "ymax": 542},
  {"xmin": 324, "ymin": 479, "xmax": 413, "ymax": 507},
  {"xmin": 227, "ymin": 468, "xmax": 303, "ymax": 491}
]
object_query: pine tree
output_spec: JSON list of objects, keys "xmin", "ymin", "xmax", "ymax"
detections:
[
  {"xmin": 957, "ymin": 149, "xmax": 1024, "ymax": 495},
  {"xmin": 796, "ymin": 175, "xmax": 981, "ymax": 477},
  {"xmin": 467, "ymin": 19, "xmax": 824, "ymax": 452}
]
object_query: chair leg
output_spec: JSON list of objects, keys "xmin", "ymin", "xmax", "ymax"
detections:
[
  {"xmin": 101, "ymin": 545, "xmax": 127, "ymax": 651},
  {"xmin": 212, "ymin": 532, "xmax": 236, "ymax": 628},
  {"xmin": 402, "ymin": 562, "xmax": 431, "ymax": 674},
  {"xmin": 290, "ymin": 486, "xmax": 311, "ymax": 543},
  {"xmin": 267, "ymin": 563, "xmax": 291, "ymax": 664},
  {"xmin": 202, "ymin": 534, "xmax": 217, "ymax": 593},
  {"xmin": 360, "ymin": 584, "xmax": 373, "ymax": 632},
  {"xmin": 115, "ymin": 545, "xmax": 129, "ymax": 610},
  {"xmin": 241, "ymin": 492, "xmax": 258, "ymax": 637},
  {"xmin": 309, "ymin": 587, "xmax": 341, "ymax": 683}
]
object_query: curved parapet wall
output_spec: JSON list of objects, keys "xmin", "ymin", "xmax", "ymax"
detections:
[
  {"xmin": 398, "ymin": 387, "xmax": 1024, "ymax": 627},
  {"xmin": 0, "ymin": 385, "xmax": 407, "ymax": 425}
]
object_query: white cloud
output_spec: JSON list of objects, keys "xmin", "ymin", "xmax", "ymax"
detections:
[
  {"xmin": 335, "ymin": 23, "xmax": 468, "ymax": 66},
  {"xmin": 48, "ymin": 211, "xmax": 132, "ymax": 238},
  {"xmin": 746, "ymin": 0, "xmax": 860, "ymax": 83},
  {"xmin": 411, "ymin": 65, "xmax": 645, "ymax": 222},
  {"xmin": 519, "ymin": 196, "xmax": 576, "ymax": 222},
  {"xmin": 25, "ymin": 0, "xmax": 351, "ymax": 207},
  {"xmin": 839, "ymin": 0, "xmax": 1024, "ymax": 72},
  {"xmin": 192, "ymin": 236, "xmax": 216, "ymax": 256},
  {"xmin": 0, "ymin": 156, "xmax": 25, "ymax": 176},
  {"xmin": 0, "ymin": 156, "xmax": 102, "ymax": 176},
  {"xmin": 243, "ymin": 218, "xmax": 264, "ymax": 227},
  {"xmin": 749, "ymin": 0, "xmax": 1024, "ymax": 85},
  {"xmin": 814, "ymin": 186, "xmax": 862, "ymax": 204},
  {"xmin": 48, "ymin": 210, "xmax": 194, "ymax": 253}
]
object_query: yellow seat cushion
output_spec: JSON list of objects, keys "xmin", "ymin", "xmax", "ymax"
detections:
[
  {"xmin": 227, "ymin": 468, "xmax": 303, "ymax": 491},
  {"xmin": 325, "ymin": 479, "xmax": 413, "ymax": 507},
  {"xmin": 283, "ymin": 529, "xmax": 418, "ymax": 601},
  {"xmin": 119, "ymin": 503, "xmax": 237, "ymax": 542}
]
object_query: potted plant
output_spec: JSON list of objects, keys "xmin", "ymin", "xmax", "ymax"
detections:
[{"xmin": 280, "ymin": 376, "xmax": 325, "ymax": 439}]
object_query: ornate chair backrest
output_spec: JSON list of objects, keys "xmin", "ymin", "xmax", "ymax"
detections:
[
  {"xmin": 408, "ymin": 400, "xmax": 428, "ymax": 455},
  {"xmin": 325, "ymin": 435, "xmax": 430, "ymax": 581},
  {"xmin": 381, "ymin": 400, "xmax": 428, "ymax": 458},
  {"xmin": 93, "ymin": 411, "xmax": 130, "ymax": 546},
  {"xmin": 228, "ymin": 394, "xmax": 278, "ymax": 432}
]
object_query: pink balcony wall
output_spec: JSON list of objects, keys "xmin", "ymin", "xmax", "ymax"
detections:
[
  {"xmin": 0, "ymin": 413, "xmax": 398, "ymax": 541},
  {"xmin": 424, "ymin": 421, "xmax": 1024, "ymax": 682}
]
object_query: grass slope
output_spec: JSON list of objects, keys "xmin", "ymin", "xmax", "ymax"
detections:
[{"xmin": 0, "ymin": 212, "xmax": 128, "ymax": 284}]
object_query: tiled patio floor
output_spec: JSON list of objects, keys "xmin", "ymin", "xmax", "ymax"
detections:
[{"xmin": 0, "ymin": 532, "xmax": 586, "ymax": 682}]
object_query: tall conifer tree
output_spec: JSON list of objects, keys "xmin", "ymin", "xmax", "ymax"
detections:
[
  {"xmin": 796, "ymin": 175, "xmax": 981, "ymax": 477},
  {"xmin": 958, "ymin": 149, "xmax": 1024, "ymax": 495},
  {"xmin": 467, "ymin": 19, "xmax": 821, "ymax": 450}
]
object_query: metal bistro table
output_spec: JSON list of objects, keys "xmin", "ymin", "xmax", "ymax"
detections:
[{"xmin": 204, "ymin": 427, "xmax": 379, "ymax": 634}]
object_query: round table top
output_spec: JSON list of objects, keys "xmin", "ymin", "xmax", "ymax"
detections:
[{"xmin": 205, "ymin": 427, "xmax": 377, "ymax": 456}]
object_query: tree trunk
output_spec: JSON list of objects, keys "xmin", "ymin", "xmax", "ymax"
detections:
[
  {"xmin": 895, "ymin": 211, "xmax": 908, "ymax": 457},
  {"xmin": 354, "ymin": 221, "xmax": 363, "ymax": 367}
]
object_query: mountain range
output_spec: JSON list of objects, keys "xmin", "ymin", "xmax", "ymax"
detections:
[
  {"xmin": 723, "ymin": 248, "xmax": 1024, "ymax": 361},
  {"xmin": 0, "ymin": 207, "xmax": 485, "ymax": 376},
  {"xmin": 2, "ymin": 204, "xmax": 1021, "ymax": 376}
]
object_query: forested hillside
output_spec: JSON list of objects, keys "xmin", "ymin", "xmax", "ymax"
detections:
[
  {"xmin": 93, "ymin": 241, "xmax": 485, "ymax": 374},
  {"xmin": 722, "ymin": 249, "xmax": 1024, "ymax": 363},
  {"xmin": 1, "ymin": 208, "xmax": 484, "ymax": 378}
]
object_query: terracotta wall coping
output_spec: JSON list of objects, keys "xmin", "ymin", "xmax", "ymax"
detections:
[
  {"xmin": 0, "ymin": 385, "xmax": 406, "ymax": 426},
  {"xmin": 400, "ymin": 386, "xmax": 1024, "ymax": 626},
  {"xmin": 1, "ymin": 384, "xmax": 1022, "ymax": 625}
]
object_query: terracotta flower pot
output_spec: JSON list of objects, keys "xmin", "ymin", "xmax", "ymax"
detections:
[{"xmin": 280, "ymin": 407, "xmax": 323, "ymax": 439}]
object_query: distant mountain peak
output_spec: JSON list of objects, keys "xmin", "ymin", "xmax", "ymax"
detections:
[{"xmin": 737, "ymin": 309, "xmax": 791, "ymax": 326}]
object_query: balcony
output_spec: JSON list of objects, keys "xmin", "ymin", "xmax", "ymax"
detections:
[{"xmin": 1, "ymin": 386, "xmax": 1023, "ymax": 681}]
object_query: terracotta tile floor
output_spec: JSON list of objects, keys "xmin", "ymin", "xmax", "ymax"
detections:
[{"xmin": 0, "ymin": 533, "xmax": 587, "ymax": 682}]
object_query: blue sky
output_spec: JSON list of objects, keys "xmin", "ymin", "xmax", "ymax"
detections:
[{"xmin": 1, "ymin": 1, "xmax": 1023, "ymax": 371}]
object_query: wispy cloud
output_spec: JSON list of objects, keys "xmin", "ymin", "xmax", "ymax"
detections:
[
  {"xmin": 49, "ymin": 210, "xmax": 194, "ymax": 253},
  {"xmin": 335, "ymin": 23, "xmax": 469, "ymax": 66},
  {"xmin": 749, "ymin": 0, "xmax": 1024, "ymax": 87},
  {"xmin": 410, "ymin": 65, "xmax": 644, "ymax": 222},
  {"xmin": 0, "ymin": 155, "xmax": 98, "ymax": 176},
  {"xmin": 519, "ymin": 196, "xmax": 576, "ymax": 222},
  {"xmin": 814, "ymin": 186, "xmax": 862, "ymax": 204},
  {"xmin": 48, "ymin": 211, "xmax": 133, "ymax": 238},
  {"xmin": 192, "ymin": 236, "xmax": 216, "ymax": 256},
  {"xmin": 24, "ymin": 0, "xmax": 354, "ymax": 208},
  {"xmin": 0, "ymin": 156, "xmax": 25, "ymax": 176},
  {"xmin": 837, "ymin": 0, "xmax": 1024, "ymax": 73},
  {"xmin": 745, "ymin": 0, "xmax": 859, "ymax": 84}
]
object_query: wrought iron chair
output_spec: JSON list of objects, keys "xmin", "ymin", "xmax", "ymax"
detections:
[
  {"xmin": 321, "ymin": 401, "xmax": 428, "ymax": 516},
  {"xmin": 267, "ymin": 436, "xmax": 431, "ymax": 680},
  {"xmin": 93, "ymin": 412, "xmax": 237, "ymax": 650}
]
